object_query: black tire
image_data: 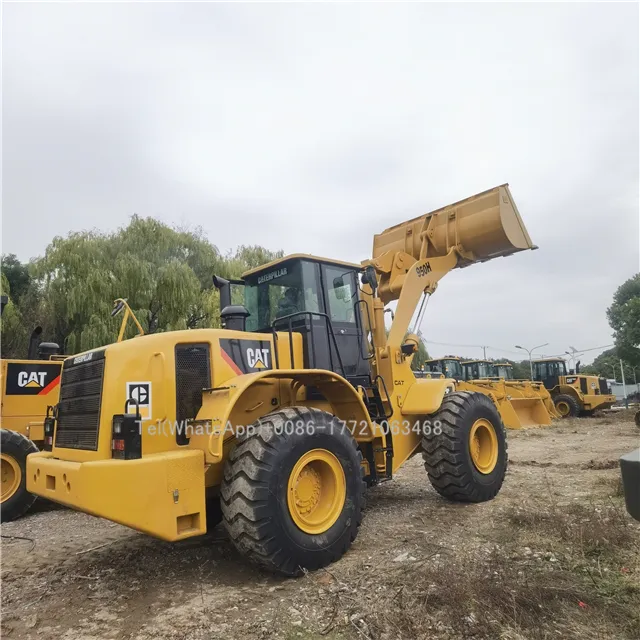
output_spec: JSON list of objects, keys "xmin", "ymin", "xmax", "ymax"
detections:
[
  {"xmin": 422, "ymin": 392, "xmax": 508, "ymax": 503},
  {"xmin": 221, "ymin": 407, "xmax": 365, "ymax": 576},
  {"xmin": 1, "ymin": 429, "xmax": 39, "ymax": 523},
  {"xmin": 554, "ymin": 394, "xmax": 580, "ymax": 418},
  {"xmin": 635, "ymin": 411, "xmax": 640, "ymax": 428}
]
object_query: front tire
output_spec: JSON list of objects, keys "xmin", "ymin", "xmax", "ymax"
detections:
[
  {"xmin": 422, "ymin": 392, "xmax": 508, "ymax": 503},
  {"xmin": 554, "ymin": 394, "xmax": 580, "ymax": 418},
  {"xmin": 1, "ymin": 429, "xmax": 39, "ymax": 523},
  {"xmin": 221, "ymin": 407, "xmax": 365, "ymax": 576}
]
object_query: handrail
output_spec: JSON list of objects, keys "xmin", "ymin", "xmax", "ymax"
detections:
[{"xmin": 355, "ymin": 299, "xmax": 375, "ymax": 361}]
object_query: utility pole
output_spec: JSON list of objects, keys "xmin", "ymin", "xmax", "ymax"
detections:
[
  {"xmin": 482, "ymin": 346, "xmax": 487, "ymax": 359},
  {"xmin": 621, "ymin": 359, "xmax": 628, "ymax": 409},
  {"xmin": 515, "ymin": 343, "xmax": 549, "ymax": 380}
]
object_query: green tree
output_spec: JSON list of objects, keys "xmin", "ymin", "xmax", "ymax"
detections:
[
  {"xmin": 5, "ymin": 215, "xmax": 283, "ymax": 356},
  {"xmin": 0, "ymin": 273, "xmax": 29, "ymax": 358},
  {"xmin": 411, "ymin": 339, "xmax": 430, "ymax": 371},
  {"xmin": 607, "ymin": 274, "xmax": 640, "ymax": 367},
  {"xmin": 581, "ymin": 348, "xmax": 636, "ymax": 382},
  {"xmin": 1, "ymin": 254, "xmax": 31, "ymax": 302}
]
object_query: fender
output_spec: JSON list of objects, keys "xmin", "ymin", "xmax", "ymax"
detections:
[
  {"xmin": 192, "ymin": 369, "xmax": 374, "ymax": 463},
  {"xmin": 400, "ymin": 377, "xmax": 456, "ymax": 415}
]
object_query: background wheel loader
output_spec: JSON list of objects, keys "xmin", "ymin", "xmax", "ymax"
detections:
[
  {"xmin": 426, "ymin": 357, "xmax": 558, "ymax": 429},
  {"xmin": 0, "ymin": 295, "xmax": 64, "ymax": 522},
  {"xmin": 531, "ymin": 357, "xmax": 615, "ymax": 417},
  {"xmin": 27, "ymin": 184, "xmax": 536, "ymax": 575},
  {"xmin": 0, "ymin": 297, "xmax": 144, "ymax": 522}
]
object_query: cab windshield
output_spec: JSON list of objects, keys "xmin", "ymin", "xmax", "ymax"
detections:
[
  {"xmin": 427, "ymin": 359, "xmax": 463, "ymax": 379},
  {"xmin": 244, "ymin": 261, "xmax": 321, "ymax": 332},
  {"xmin": 476, "ymin": 362, "xmax": 493, "ymax": 378},
  {"xmin": 495, "ymin": 365, "xmax": 513, "ymax": 380},
  {"xmin": 533, "ymin": 360, "xmax": 567, "ymax": 379}
]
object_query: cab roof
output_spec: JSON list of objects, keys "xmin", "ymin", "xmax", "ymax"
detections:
[
  {"xmin": 426, "ymin": 356, "xmax": 462, "ymax": 363},
  {"xmin": 532, "ymin": 357, "xmax": 565, "ymax": 363},
  {"xmin": 462, "ymin": 360, "xmax": 492, "ymax": 365},
  {"xmin": 242, "ymin": 253, "xmax": 363, "ymax": 279}
]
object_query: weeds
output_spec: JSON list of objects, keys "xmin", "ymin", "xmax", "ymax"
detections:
[{"xmin": 313, "ymin": 501, "xmax": 640, "ymax": 640}]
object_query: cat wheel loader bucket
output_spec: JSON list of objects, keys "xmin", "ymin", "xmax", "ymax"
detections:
[
  {"xmin": 503, "ymin": 381, "xmax": 558, "ymax": 427},
  {"xmin": 457, "ymin": 379, "xmax": 556, "ymax": 430}
]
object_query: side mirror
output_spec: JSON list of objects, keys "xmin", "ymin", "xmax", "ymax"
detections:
[
  {"xmin": 361, "ymin": 266, "xmax": 378, "ymax": 294},
  {"xmin": 333, "ymin": 276, "xmax": 345, "ymax": 290}
]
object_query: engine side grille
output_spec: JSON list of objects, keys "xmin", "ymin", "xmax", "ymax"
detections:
[
  {"xmin": 579, "ymin": 377, "xmax": 588, "ymax": 394},
  {"xmin": 55, "ymin": 351, "xmax": 105, "ymax": 450},
  {"xmin": 175, "ymin": 344, "xmax": 211, "ymax": 445}
]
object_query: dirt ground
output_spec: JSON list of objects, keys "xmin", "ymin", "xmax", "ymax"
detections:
[{"xmin": 2, "ymin": 410, "xmax": 639, "ymax": 640}]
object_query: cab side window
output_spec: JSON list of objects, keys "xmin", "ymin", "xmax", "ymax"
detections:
[{"xmin": 324, "ymin": 266, "xmax": 356, "ymax": 324}]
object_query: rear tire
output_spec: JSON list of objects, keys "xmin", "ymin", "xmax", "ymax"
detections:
[
  {"xmin": 422, "ymin": 392, "xmax": 508, "ymax": 503},
  {"xmin": 221, "ymin": 407, "xmax": 365, "ymax": 576},
  {"xmin": 554, "ymin": 394, "xmax": 580, "ymax": 418},
  {"xmin": 1, "ymin": 429, "xmax": 39, "ymax": 523}
]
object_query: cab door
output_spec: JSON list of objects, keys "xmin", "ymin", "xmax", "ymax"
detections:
[{"xmin": 320, "ymin": 265, "xmax": 370, "ymax": 384}]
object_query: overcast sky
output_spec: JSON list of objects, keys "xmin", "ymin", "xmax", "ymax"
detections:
[{"xmin": 2, "ymin": 3, "xmax": 638, "ymax": 364}]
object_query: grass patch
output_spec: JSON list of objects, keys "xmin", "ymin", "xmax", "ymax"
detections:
[{"xmin": 312, "ymin": 502, "xmax": 640, "ymax": 640}]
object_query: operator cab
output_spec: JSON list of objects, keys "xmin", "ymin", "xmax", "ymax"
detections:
[
  {"xmin": 494, "ymin": 363, "xmax": 514, "ymax": 380},
  {"xmin": 425, "ymin": 357, "xmax": 463, "ymax": 380},
  {"xmin": 462, "ymin": 360, "xmax": 495, "ymax": 381},
  {"xmin": 532, "ymin": 358, "xmax": 567, "ymax": 390},
  {"xmin": 240, "ymin": 254, "xmax": 371, "ymax": 385}
]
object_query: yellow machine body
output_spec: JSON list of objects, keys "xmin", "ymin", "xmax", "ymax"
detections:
[
  {"xmin": 28, "ymin": 184, "xmax": 537, "ymax": 542},
  {"xmin": 532, "ymin": 358, "xmax": 616, "ymax": 416},
  {"xmin": 1, "ymin": 358, "xmax": 62, "ymax": 444}
]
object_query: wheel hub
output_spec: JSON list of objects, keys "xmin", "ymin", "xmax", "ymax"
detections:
[
  {"xmin": 469, "ymin": 419, "xmax": 498, "ymax": 475},
  {"xmin": 294, "ymin": 467, "xmax": 322, "ymax": 515},
  {"xmin": 287, "ymin": 449, "xmax": 346, "ymax": 535},
  {"xmin": 557, "ymin": 401, "xmax": 570, "ymax": 416},
  {"xmin": 1, "ymin": 454, "xmax": 21, "ymax": 503}
]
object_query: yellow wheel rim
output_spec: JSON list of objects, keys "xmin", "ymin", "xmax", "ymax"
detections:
[
  {"xmin": 287, "ymin": 449, "xmax": 346, "ymax": 535},
  {"xmin": 469, "ymin": 419, "xmax": 498, "ymax": 475},
  {"xmin": 556, "ymin": 401, "xmax": 570, "ymax": 417},
  {"xmin": 1, "ymin": 454, "xmax": 22, "ymax": 503}
]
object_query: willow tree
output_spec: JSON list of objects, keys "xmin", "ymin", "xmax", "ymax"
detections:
[
  {"xmin": 30, "ymin": 216, "xmax": 282, "ymax": 354},
  {"xmin": 1, "ymin": 273, "xmax": 29, "ymax": 358}
]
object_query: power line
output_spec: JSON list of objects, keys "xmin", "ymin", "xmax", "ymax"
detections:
[
  {"xmin": 423, "ymin": 340, "xmax": 525, "ymax": 357},
  {"xmin": 424, "ymin": 340, "xmax": 614, "ymax": 360}
]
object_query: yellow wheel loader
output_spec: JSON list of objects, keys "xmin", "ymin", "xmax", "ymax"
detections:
[
  {"xmin": 0, "ymin": 297, "xmax": 143, "ymax": 523},
  {"xmin": 28, "ymin": 185, "xmax": 536, "ymax": 575},
  {"xmin": 427, "ymin": 357, "xmax": 558, "ymax": 429},
  {"xmin": 531, "ymin": 358, "xmax": 615, "ymax": 417},
  {"xmin": 1, "ymin": 296, "xmax": 64, "ymax": 522}
]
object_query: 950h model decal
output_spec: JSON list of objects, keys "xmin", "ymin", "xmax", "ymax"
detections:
[
  {"xmin": 5, "ymin": 362, "xmax": 62, "ymax": 395},
  {"xmin": 219, "ymin": 339, "xmax": 273, "ymax": 375}
]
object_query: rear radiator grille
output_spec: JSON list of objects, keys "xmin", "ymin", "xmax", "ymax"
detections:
[{"xmin": 55, "ymin": 352, "xmax": 105, "ymax": 450}]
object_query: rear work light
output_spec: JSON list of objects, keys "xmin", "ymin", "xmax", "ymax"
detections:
[
  {"xmin": 43, "ymin": 405, "xmax": 56, "ymax": 451},
  {"xmin": 111, "ymin": 414, "xmax": 142, "ymax": 460}
]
